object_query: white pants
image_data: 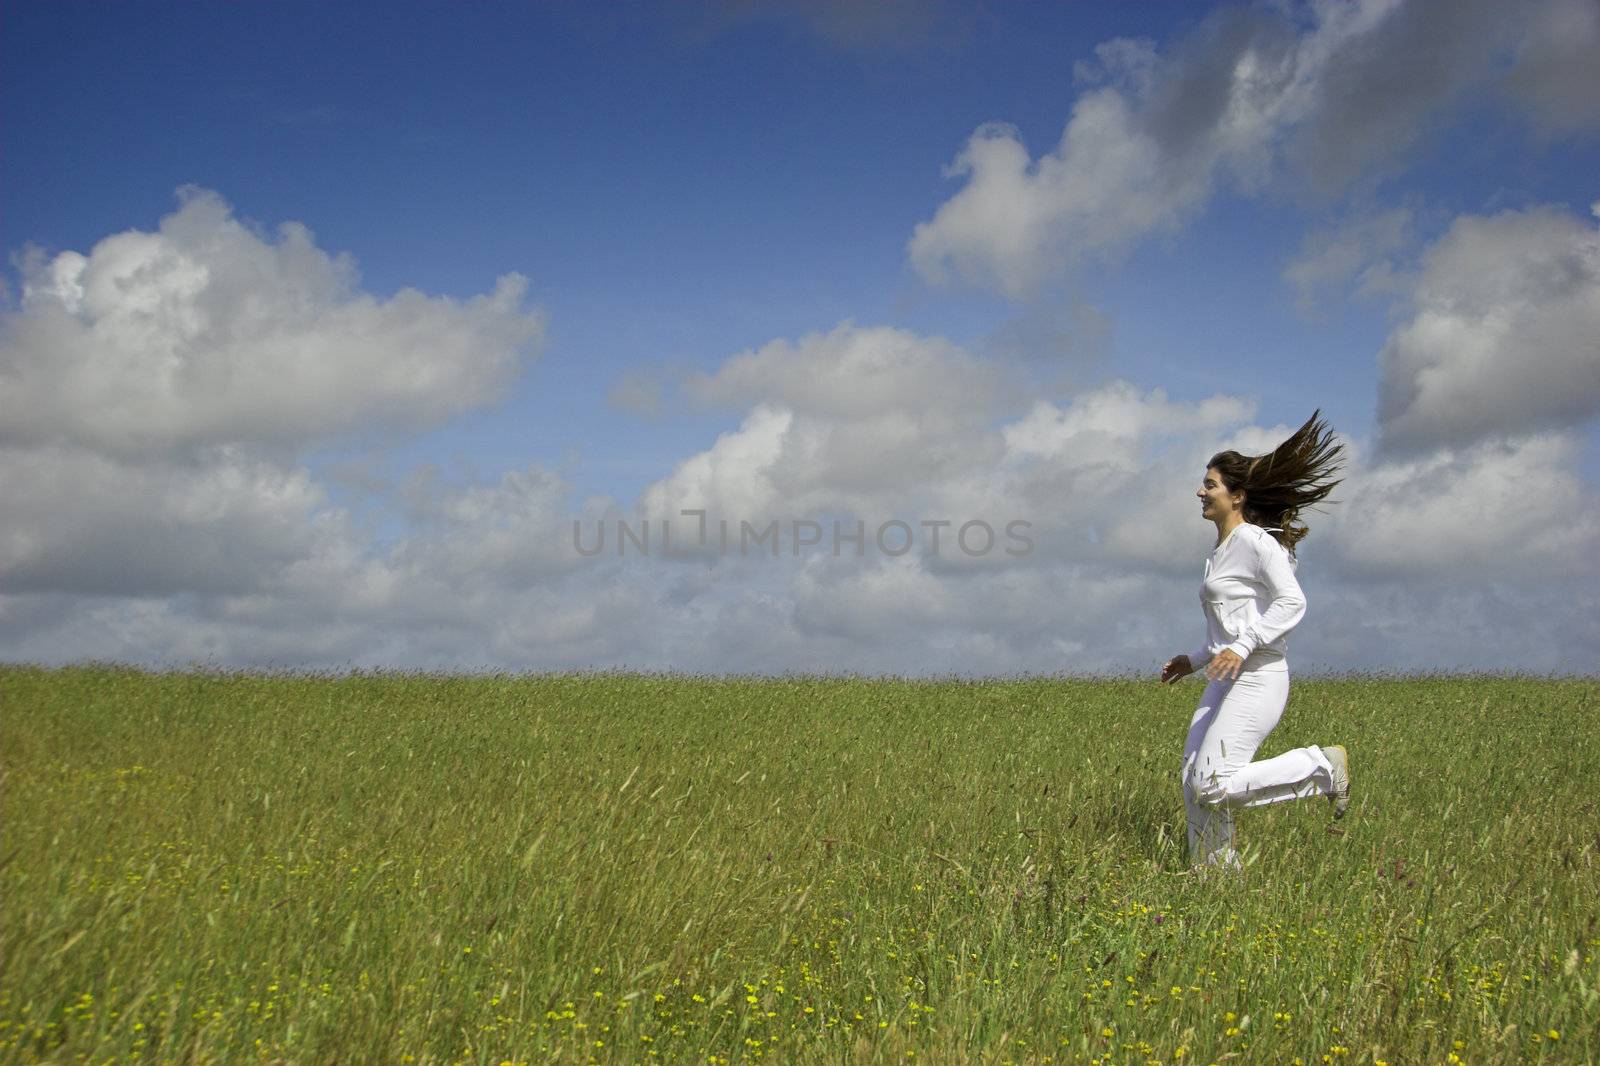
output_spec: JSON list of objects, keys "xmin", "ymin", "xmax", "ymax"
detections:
[{"xmin": 1182, "ymin": 662, "xmax": 1335, "ymax": 868}]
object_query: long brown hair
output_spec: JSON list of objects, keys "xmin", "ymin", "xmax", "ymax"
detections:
[{"xmin": 1208, "ymin": 410, "xmax": 1345, "ymax": 555}]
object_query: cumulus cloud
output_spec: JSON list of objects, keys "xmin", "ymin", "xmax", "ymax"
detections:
[
  {"xmin": 644, "ymin": 323, "xmax": 1022, "ymax": 524},
  {"xmin": 639, "ymin": 403, "xmax": 797, "ymax": 527},
  {"xmin": 395, "ymin": 464, "xmax": 599, "ymax": 592},
  {"xmin": 995, "ymin": 384, "xmax": 1262, "ymax": 572},
  {"xmin": 663, "ymin": 362, "xmax": 1180, "ymax": 572},
  {"xmin": 0, "ymin": 188, "xmax": 552, "ymax": 641},
  {"xmin": 791, "ymin": 553, "xmax": 955, "ymax": 641},
  {"xmin": 627, "ymin": 329, "xmax": 1600, "ymax": 674},
  {"xmin": 0, "ymin": 444, "xmax": 331, "ymax": 598},
  {"xmin": 1376, "ymin": 202, "xmax": 1600, "ymax": 454},
  {"xmin": 1322, "ymin": 431, "xmax": 1600, "ymax": 583},
  {"xmin": 0, "ymin": 180, "xmax": 654, "ymax": 670},
  {"xmin": 5, "ymin": 191, "xmax": 1598, "ymax": 676},
  {"xmin": 909, "ymin": 0, "xmax": 1597, "ymax": 298},
  {"xmin": 1001, "ymin": 383, "xmax": 1254, "ymax": 464},
  {"xmin": 1, "ymin": 187, "xmax": 543, "ymax": 456},
  {"xmin": 7, "ymin": 314, "xmax": 1600, "ymax": 675},
  {"xmin": 684, "ymin": 321, "xmax": 1017, "ymax": 420}
]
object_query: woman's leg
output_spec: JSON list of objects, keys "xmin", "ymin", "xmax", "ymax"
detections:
[
  {"xmin": 1201, "ymin": 668, "xmax": 1335, "ymax": 811},
  {"xmin": 1209, "ymin": 669, "xmax": 1337, "ymax": 809},
  {"xmin": 1183, "ymin": 668, "xmax": 1334, "ymax": 866},
  {"xmin": 1182, "ymin": 679, "xmax": 1236, "ymax": 867}
]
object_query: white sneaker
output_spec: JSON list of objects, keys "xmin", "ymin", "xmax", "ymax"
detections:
[{"xmin": 1324, "ymin": 745, "xmax": 1351, "ymax": 819}]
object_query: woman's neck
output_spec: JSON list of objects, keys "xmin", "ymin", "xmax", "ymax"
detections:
[{"xmin": 1213, "ymin": 512, "xmax": 1247, "ymax": 547}]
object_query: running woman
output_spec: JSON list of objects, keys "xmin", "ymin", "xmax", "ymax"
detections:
[{"xmin": 1159, "ymin": 411, "xmax": 1351, "ymax": 869}]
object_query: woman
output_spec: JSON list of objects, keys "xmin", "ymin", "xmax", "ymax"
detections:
[{"xmin": 1159, "ymin": 411, "xmax": 1351, "ymax": 869}]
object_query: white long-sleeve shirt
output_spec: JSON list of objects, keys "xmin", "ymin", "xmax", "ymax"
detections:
[{"xmin": 1189, "ymin": 522, "xmax": 1306, "ymax": 669}]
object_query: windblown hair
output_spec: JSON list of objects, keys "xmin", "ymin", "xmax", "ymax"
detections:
[{"xmin": 1208, "ymin": 410, "xmax": 1345, "ymax": 556}]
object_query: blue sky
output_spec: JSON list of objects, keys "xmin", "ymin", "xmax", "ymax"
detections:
[{"xmin": 3, "ymin": 1, "xmax": 1598, "ymax": 674}]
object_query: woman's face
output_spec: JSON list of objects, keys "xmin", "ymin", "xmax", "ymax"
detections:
[{"xmin": 1198, "ymin": 467, "xmax": 1242, "ymax": 521}]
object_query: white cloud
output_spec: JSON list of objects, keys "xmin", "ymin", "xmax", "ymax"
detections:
[
  {"xmin": 1, "ymin": 187, "xmax": 543, "ymax": 456},
  {"xmin": 684, "ymin": 320, "xmax": 1017, "ymax": 421},
  {"xmin": 0, "ymin": 189, "xmax": 560, "ymax": 657},
  {"xmin": 6, "ymin": 384, "xmax": 1599, "ymax": 677},
  {"xmin": 991, "ymin": 384, "xmax": 1261, "ymax": 572},
  {"xmin": 1322, "ymin": 431, "xmax": 1600, "ymax": 583},
  {"xmin": 1001, "ymin": 383, "xmax": 1254, "ymax": 463},
  {"xmin": 791, "ymin": 553, "xmax": 954, "ymax": 641},
  {"xmin": 4, "ymin": 194, "xmax": 1598, "ymax": 676},
  {"xmin": 645, "ymin": 323, "xmax": 1021, "ymax": 524},
  {"xmin": 626, "ymin": 332, "xmax": 1600, "ymax": 674},
  {"xmin": 395, "ymin": 464, "xmax": 600, "ymax": 591},
  {"xmin": 1376, "ymin": 203, "xmax": 1600, "ymax": 454},
  {"xmin": 0, "ymin": 444, "xmax": 331, "ymax": 597},
  {"xmin": 909, "ymin": 0, "xmax": 1595, "ymax": 298},
  {"xmin": 639, "ymin": 403, "xmax": 797, "ymax": 525}
]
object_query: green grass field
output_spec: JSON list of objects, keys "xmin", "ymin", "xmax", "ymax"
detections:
[{"xmin": 2, "ymin": 666, "xmax": 1596, "ymax": 1065}]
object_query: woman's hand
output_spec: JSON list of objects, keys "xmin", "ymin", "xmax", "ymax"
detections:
[
  {"xmin": 1160, "ymin": 655, "xmax": 1194, "ymax": 684},
  {"xmin": 1204, "ymin": 649, "xmax": 1244, "ymax": 682}
]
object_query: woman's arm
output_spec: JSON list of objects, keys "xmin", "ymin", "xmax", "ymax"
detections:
[{"xmin": 1223, "ymin": 536, "xmax": 1306, "ymax": 660}]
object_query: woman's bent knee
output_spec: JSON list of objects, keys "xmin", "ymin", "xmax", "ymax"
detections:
[{"xmin": 1189, "ymin": 770, "xmax": 1235, "ymax": 808}]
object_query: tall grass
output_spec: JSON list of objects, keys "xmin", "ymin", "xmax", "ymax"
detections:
[{"xmin": 2, "ymin": 666, "xmax": 1596, "ymax": 1064}]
